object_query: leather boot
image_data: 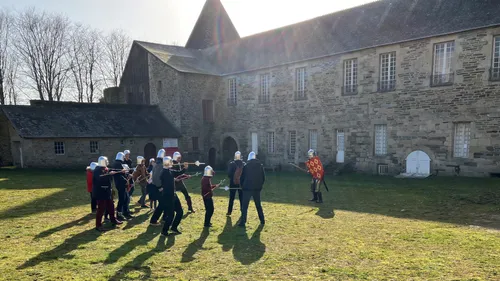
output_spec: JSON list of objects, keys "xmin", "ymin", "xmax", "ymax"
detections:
[
  {"xmin": 186, "ymin": 197, "xmax": 195, "ymax": 213},
  {"xmin": 309, "ymin": 192, "xmax": 317, "ymax": 201},
  {"xmin": 316, "ymin": 192, "xmax": 323, "ymax": 203}
]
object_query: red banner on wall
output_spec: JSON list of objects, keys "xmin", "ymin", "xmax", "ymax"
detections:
[{"xmin": 165, "ymin": 147, "xmax": 178, "ymax": 158}]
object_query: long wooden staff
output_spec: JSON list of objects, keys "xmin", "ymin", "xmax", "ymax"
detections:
[
  {"xmin": 203, "ymin": 179, "xmax": 226, "ymax": 197},
  {"xmin": 288, "ymin": 162, "xmax": 309, "ymax": 173}
]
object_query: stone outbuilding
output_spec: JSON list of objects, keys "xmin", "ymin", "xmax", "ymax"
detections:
[{"xmin": 0, "ymin": 100, "xmax": 181, "ymax": 168}]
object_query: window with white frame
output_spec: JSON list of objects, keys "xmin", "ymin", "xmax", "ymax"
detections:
[
  {"xmin": 379, "ymin": 52, "xmax": 396, "ymax": 91},
  {"xmin": 289, "ymin": 130, "xmax": 296, "ymax": 154},
  {"xmin": 374, "ymin": 124, "xmax": 387, "ymax": 156},
  {"xmin": 309, "ymin": 129, "xmax": 318, "ymax": 151},
  {"xmin": 267, "ymin": 132, "xmax": 275, "ymax": 153},
  {"xmin": 295, "ymin": 67, "xmax": 306, "ymax": 99},
  {"xmin": 432, "ymin": 41, "xmax": 455, "ymax": 85},
  {"xmin": 454, "ymin": 122, "xmax": 471, "ymax": 158},
  {"xmin": 54, "ymin": 141, "xmax": 65, "ymax": 155},
  {"xmin": 492, "ymin": 36, "xmax": 500, "ymax": 81},
  {"xmin": 228, "ymin": 78, "xmax": 237, "ymax": 105},
  {"xmin": 259, "ymin": 73, "xmax": 270, "ymax": 103},
  {"xmin": 90, "ymin": 141, "xmax": 99, "ymax": 154},
  {"xmin": 343, "ymin": 58, "xmax": 358, "ymax": 94}
]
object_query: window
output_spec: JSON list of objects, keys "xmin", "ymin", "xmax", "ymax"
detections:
[
  {"xmin": 295, "ymin": 67, "xmax": 306, "ymax": 100},
  {"xmin": 379, "ymin": 52, "xmax": 396, "ymax": 91},
  {"xmin": 251, "ymin": 133, "xmax": 258, "ymax": 153},
  {"xmin": 343, "ymin": 58, "xmax": 358, "ymax": 95},
  {"xmin": 377, "ymin": 164, "xmax": 389, "ymax": 175},
  {"xmin": 454, "ymin": 122, "xmax": 471, "ymax": 158},
  {"xmin": 120, "ymin": 140, "xmax": 124, "ymax": 146},
  {"xmin": 492, "ymin": 36, "xmax": 500, "ymax": 81},
  {"xmin": 192, "ymin": 137, "xmax": 199, "ymax": 151},
  {"xmin": 157, "ymin": 80, "xmax": 162, "ymax": 94},
  {"xmin": 54, "ymin": 141, "xmax": 65, "ymax": 155},
  {"xmin": 90, "ymin": 141, "xmax": 99, "ymax": 154},
  {"xmin": 267, "ymin": 132, "xmax": 275, "ymax": 153},
  {"xmin": 289, "ymin": 131, "xmax": 296, "ymax": 154},
  {"xmin": 309, "ymin": 129, "xmax": 318, "ymax": 151},
  {"xmin": 228, "ymin": 78, "xmax": 237, "ymax": 105},
  {"xmin": 259, "ymin": 73, "xmax": 270, "ymax": 103},
  {"xmin": 432, "ymin": 41, "xmax": 455, "ymax": 86},
  {"xmin": 374, "ymin": 124, "xmax": 387, "ymax": 156},
  {"xmin": 129, "ymin": 140, "xmax": 135, "ymax": 145},
  {"xmin": 202, "ymin": 100, "xmax": 214, "ymax": 122}
]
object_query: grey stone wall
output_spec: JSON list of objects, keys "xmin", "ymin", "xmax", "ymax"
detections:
[
  {"xmin": 18, "ymin": 137, "xmax": 163, "ymax": 169},
  {"xmin": 210, "ymin": 27, "xmax": 500, "ymax": 176},
  {"xmin": 0, "ymin": 114, "xmax": 12, "ymax": 165}
]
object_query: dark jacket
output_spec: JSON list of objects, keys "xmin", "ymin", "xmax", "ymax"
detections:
[
  {"xmin": 227, "ymin": 160, "xmax": 245, "ymax": 187},
  {"xmin": 160, "ymin": 168, "xmax": 176, "ymax": 198},
  {"xmin": 92, "ymin": 167, "xmax": 113, "ymax": 200},
  {"xmin": 112, "ymin": 160, "xmax": 127, "ymax": 188},
  {"xmin": 201, "ymin": 176, "xmax": 216, "ymax": 199},
  {"xmin": 240, "ymin": 159, "xmax": 266, "ymax": 191},
  {"xmin": 171, "ymin": 160, "xmax": 186, "ymax": 178},
  {"xmin": 123, "ymin": 158, "xmax": 133, "ymax": 169}
]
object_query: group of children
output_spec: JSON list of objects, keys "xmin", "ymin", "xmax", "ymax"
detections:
[{"xmin": 85, "ymin": 148, "xmax": 267, "ymax": 233}]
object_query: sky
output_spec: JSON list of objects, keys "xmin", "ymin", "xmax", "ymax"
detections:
[{"xmin": 0, "ymin": 0, "xmax": 378, "ymax": 45}]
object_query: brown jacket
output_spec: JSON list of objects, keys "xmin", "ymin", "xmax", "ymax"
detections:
[{"xmin": 133, "ymin": 165, "xmax": 148, "ymax": 187}]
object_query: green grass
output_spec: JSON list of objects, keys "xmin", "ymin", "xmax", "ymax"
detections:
[{"xmin": 0, "ymin": 168, "xmax": 499, "ymax": 280}]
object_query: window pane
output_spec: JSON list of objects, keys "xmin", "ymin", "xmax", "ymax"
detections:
[
  {"xmin": 309, "ymin": 130, "xmax": 318, "ymax": 150},
  {"xmin": 454, "ymin": 123, "xmax": 471, "ymax": 158},
  {"xmin": 374, "ymin": 125, "xmax": 387, "ymax": 155},
  {"xmin": 289, "ymin": 131, "xmax": 296, "ymax": 154},
  {"xmin": 344, "ymin": 59, "xmax": 358, "ymax": 93},
  {"xmin": 380, "ymin": 53, "xmax": 396, "ymax": 91},
  {"xmin": 493, "ymin": 37, "xmax": 500, "ymax": 79},
  {"xmin": 267, "ymin": 132, "xmax": 275, "ymax": 153},
  {"xmin": 433, "ymin": 41, "xmax": 455, "ymax": 84}
]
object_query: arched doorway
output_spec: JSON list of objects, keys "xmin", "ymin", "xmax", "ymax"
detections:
[
  {"xmin": 144, "ymin": 143, "xmax": 157, "ymax": 166},
  {"xmin": 208, "ymin": 148, "xmax": 216, "ymax": 168},
  {"xmin": 405, "ymin": 150, "xmax": 431, "ymax": 175},
  {"xmin": 222, "ymin": 136, "xmax": 238, "ymax": 167}
]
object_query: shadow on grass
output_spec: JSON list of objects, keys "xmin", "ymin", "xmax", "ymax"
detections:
[
  {"xmin": 104, "ymin": 225, "xmax": 160, "ymax": 265},
  {"xmin": 18, "ymin": 228, "xmax": 103, "ymax": 269},
  {"xmin": 108, "ymin": 234, "xmax": 176, "ymax": 281},
  {"xmin": 181, "ymin": 227, "xmax": 210, "ymax": 263},
  {"xmin": 216, "ymin": 216, "xmax": 266, "ymax": 265},
  {"xmin": 34, "ymin": 214, "xmax": 95, "ymax": 239},
  {"xmin": 121, "ymin": 212, "xmax": 151, "ymax": 231}
]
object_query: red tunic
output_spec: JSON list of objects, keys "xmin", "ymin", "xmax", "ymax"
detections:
[
  {"xmin": 86, "ymin": 170, "xmax": 93, "ymax": 193},
  {"xmin": 201, "ymin": 176, "xmax": 216, "ymax": 199}
]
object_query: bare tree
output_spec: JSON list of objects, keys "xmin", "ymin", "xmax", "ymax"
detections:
[
  {"xmin": 69, "ymin": 24, "xmax": 103, "ymax": 103},
  {"xmin": 5, "ymin": 55, "xmax": 18, "ymax": 105},
  {"xmin": 0, "ymin": 9, "xmax": 13, "ymax": 105},
  {"xmin": 13, "ymin": 8, "xmax": 71, "ymax": 101},
  {"xmin": 101, "ymin": 29, "xmax": 130, "ymax": 87}
]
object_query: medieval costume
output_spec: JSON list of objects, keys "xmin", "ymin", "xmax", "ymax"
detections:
[
  {"xmin": 202, "ymin": 166, "xmax": 218, "ymax": 227},
  {"xmin": 238, "ymin": 151, "xmax": 266, "ymax": 227},
  {"xmin": 146, "ymin": 158, "xmax": 158, "ymax": 210},
  {"xmin": 86, "ymin": 162, "xmax": 98, "ymax": 213},
  {"xmin": 171, "ymin": 151, "xmax": 195, "ymax": 213},
  {"xmin": 123, "ymin": 150, "xmax": 134, "ymax": 197},
  {"xmin": 226, "ymin": 151, "xmax": 244, "ymax": 216},
  {"xmin": 305, "ymin": 149, "xmax": 324, "ymax": 203},
  {"xmin": 150, "ymin": 149, "xmax": 167, "ymax": 223},
  {"xmin": 113, "ymin": 152, "xmax": 132, "ymax": 221},
  {"xmin": 133, "ymin": 156, "xmax": 149, "ymax": 208},
  {"xmin": 93, "ymin": 156, "xmax": 122, "ymax": 231}
]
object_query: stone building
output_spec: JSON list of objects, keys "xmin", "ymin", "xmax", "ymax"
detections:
[
  {"xmin": 109, "ymin": 0, "xmax": 500, "ymax": 177},
  {"xmin": 0, "ymin": 101, "xmax": 180, "ymax": 168}
]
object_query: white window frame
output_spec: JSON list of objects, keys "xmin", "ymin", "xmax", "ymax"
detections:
[
  {"xmin": 492, "ymin": 36, "xmax": 500, "ymax": 80},
  {"xmin": 267, "ymin": 132, "xmax": 275, "ymax": 154},
  {"xmin": 309, "ymin": 129, "xmax": 318, "ymax": 151},
  {"xmin": 379, "ymin": 52, "xmax": 396, "ymax": 91},
  {"xmin": 90, "ymin": 141, "xmax": 99, "ymax": 154},
  {"xmin": 54, "ymin": 141, "xmax": 65, "ymax": 155},
  {"xmin": 432, "ymin": 41, "xmax": 455, "ymax": 85},
  {"xmin": 289, "ymin": 130, "xmax": 296, "ymax": 154},
  {"xmin": 295, "ymin": 67, "xmax": 306, "ymax": 99},
  {"xmin": 454, "ymin": 122, "xmax": 471, "ymax": 158},
  {"xmin": 251, "ymin": 132, "xmax": 258, "ymax": 154},
  {"xmin": 228, "ymin": 78, "xmax": 237, "ymax": 105},
  {"xmin": 259, "ymin": 73, "xmax": 270, "ymax": 103},
  {"xmin": 343, "ymin": 58, "xmax": 358, "ymax": 94},
  {"xmin": 374, "ymin": 124, "xmax": 387, "ymax": 156}
]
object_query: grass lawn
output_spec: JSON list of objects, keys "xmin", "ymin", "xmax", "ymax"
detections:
[{"xmin": 0, "ymin": 168, "xmax": 499, "ymax": 281}]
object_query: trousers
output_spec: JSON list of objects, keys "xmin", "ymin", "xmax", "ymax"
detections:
[
  {"xmin": 227, "ymin": 188, "xmax": 242, "ymax": 214},
  {"xmin": 203, "ymin": 197, "xmax": 214, "ymax": 226},
  {"xmin": 138, "ymin": 183, "xmax": 148, "ymax": 205},
  {"xmin": 96, "ymin": 200, "xmax": 118, "ymax": 228},
  {"xmin": 240, "ymin": 189, "xmax": 265, "ymax": 225},
  {"xmin": 116, "ymin": 187, "xmax": 131, "ymax": 216},
  {"xmin": 90, "ymin": 192, "xmax": 97, "ymax": 212}
]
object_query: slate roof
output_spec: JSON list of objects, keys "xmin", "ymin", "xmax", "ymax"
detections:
[
  {"xmin": 1, "ymin": 101, "xmax": 181, "ymax": 139},
  {"xmin": 135, "ymin": 41, "xmax": 221, "ymax": 75},
  {"xmin": 137, "ymin": 0, "xmax": 500, "ymax": 76}
]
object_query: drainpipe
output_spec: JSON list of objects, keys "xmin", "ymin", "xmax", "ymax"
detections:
[{"xmin": 19, "ymin": 146, "xmax": 24, "ymax": 168}]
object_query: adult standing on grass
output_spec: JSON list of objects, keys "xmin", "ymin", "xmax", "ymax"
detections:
[
  {"xmin": 93, "ymin": 156, "xmax": 123, "ymax": 231},
  {"xmin": 226, "ymin": 151, "xmax": 244, "ymax": 216},
  {"xmin": 150, "ymin": 149, "xmax": 167, "ymax": 225},
  {"xmin": 123, "ymin": 150, "xmax": 134, "ymax": 198},
  {"xmin": 171, "ymin": 151, "xmax": 195, "ymax": 213},
  {"xmin": 133, "ymin": 156, "xmax": 149, "ymax": 208},
  {"xmin": 113, "ymin": 152, "xmax": 133, "ymax": 221},
  {"xmin": 238, "ymin": 151, "xmax": 266, "ymax": 227},
  {"xmin": 305, "ymin": 149, "xmax": 324, "ymax": 203}
]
